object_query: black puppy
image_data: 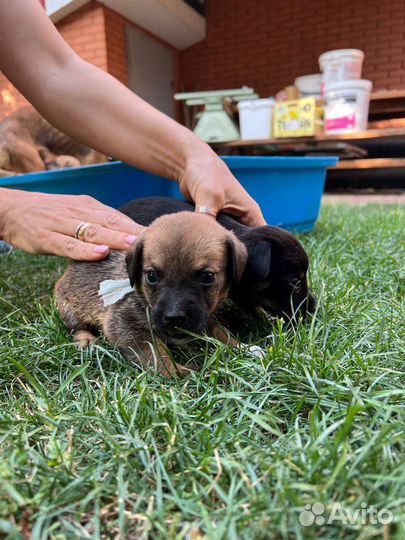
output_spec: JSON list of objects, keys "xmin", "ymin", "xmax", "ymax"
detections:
[{"xmin": 120, "ymin": 197, "xmax": 315, "ymax": 321}]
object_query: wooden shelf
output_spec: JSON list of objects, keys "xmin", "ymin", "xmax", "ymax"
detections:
[
  {"xmin": 212, "ymin": 128, "xmax": 405, "ymax": 149},
  {"xmin": 369, "ymin": 90, "xmax": 405, "ymax": 120},
  {"xmin": 333, "ymin": 158, "xmax": 405, "ymax": 170},
  {"xmin": 371, "ymin": 90, "xmax": 405, "ymax": 100}
]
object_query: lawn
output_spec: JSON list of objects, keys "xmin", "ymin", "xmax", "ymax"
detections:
[{"xmin": 0, "ymin": 204, "xmax": 404, "ymax": 540}]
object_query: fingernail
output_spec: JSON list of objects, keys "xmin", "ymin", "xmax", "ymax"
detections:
[
  {"xmin": 124, "ymin": 235, "xmax": 137, "ymax": 245},
  {"xmin": 94, "ymin": 245, "xmax": 109, "ymax": 254}
]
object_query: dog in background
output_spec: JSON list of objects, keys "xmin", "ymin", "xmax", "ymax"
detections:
[
  {"xmin": 0, "ymin": 106, "xmax": 107, "ymax": 174},
  {"xmin": 55, "ymin": 212, "xmax": 247, "ymax": 377},
  {"xmin": 120, "ymin": 197, "xmax": 316, "ymax": 322}
]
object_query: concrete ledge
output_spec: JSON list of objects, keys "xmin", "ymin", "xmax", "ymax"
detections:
[{"xmin": 47, "ymin": 0, "xmax": 206, "ymax": 49}]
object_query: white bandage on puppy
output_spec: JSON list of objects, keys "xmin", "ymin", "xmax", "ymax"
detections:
[
  {"xmin": 99, "ymin": 279, "xmax": 133, "ymax": 307},
  {"xmin": 240, "ymin": 343, "xmax": 268, "ymax": 359}
]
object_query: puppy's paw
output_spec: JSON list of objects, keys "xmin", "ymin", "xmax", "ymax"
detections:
[
  {"xmin": 158, "ymin": 359, "xmax": 196, "ymax": 378},
  {"xmin": 74, "ymin": 330, "xmax": 97, "ymax": 349},
  {"xmin": 47, "ymin": 155, "xmax": 81, "ymax": 170},
  {"xmin": 141, "ymin": 341, "xmax": 196, "ymax": 378}
]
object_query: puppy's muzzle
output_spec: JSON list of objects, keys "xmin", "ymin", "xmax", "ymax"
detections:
[
  {"xmin": 153, "ymin": 293, "xmax": 207, "ymax": 341},
  {"xmin": 163, "ymin": 307, "xmax": 187, "ymax": 329}
]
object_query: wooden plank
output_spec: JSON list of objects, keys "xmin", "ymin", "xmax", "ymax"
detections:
[
  {"xmin": 369, "ymin": 90, "xmax": 405, "ymax": 120},
  {"xmin": 213, "ymin": 128, "xmax": 405, "ymax": 149},
  {"xmin": 371, "ymin": 90, "xmax": 405, "ymax": 100},
  {"xmin": 333, "ymin": 158, "xmax": 405, "ymax": 170}
]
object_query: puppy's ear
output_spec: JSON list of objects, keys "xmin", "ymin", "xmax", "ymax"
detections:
[
  {"xmin": 125, "ymin": 239, "xmax": 144, "ymax": 288},
  {"xmin": 245, "ymin": 240, "xmax": 271, "ymax": 280},
  {"xmin": 226, "ymin": 233, "xmax": 248, "ymax": 284}
]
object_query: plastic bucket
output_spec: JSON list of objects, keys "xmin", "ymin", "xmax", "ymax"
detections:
[
  {"xmin": 294, "ymin": 74, "xmax": 322, "ymax": 97},
  {"xmin": 319, "ymin": 49, "xmax": 364, "ymax": 92},
  {"xmin": 238, "ymin": 98, "xmax": 274, "ymax": 140},
  {"xmin": 325, "ymin": 79, "xmax": 372, "ymax": 134}
]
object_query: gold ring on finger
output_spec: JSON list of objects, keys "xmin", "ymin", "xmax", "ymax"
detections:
[{"xmin": 75, "ymin": 221, "xmax": 92, "ymax": 241}]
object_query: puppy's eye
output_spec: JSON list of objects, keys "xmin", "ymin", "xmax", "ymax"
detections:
[
  {"xmin": 200, "ymin": 271, "xmax": 215, "ymax": 286},
  {"xmin": 145, "ymin": 269, "xmax": 158, "ymax": 285}
]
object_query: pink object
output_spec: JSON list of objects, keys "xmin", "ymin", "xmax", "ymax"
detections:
[{"xmin": 326, "ymin": 115, "xmax": 356, "ymax": 131}]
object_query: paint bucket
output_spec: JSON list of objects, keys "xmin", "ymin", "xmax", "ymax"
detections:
[
  {"xmin": 325, "ymin": 79, "xmax": 372, "ymax": 134},
  {"xmin": 319, "ymin": 49, "xmax": 364, "ymax": 94}
]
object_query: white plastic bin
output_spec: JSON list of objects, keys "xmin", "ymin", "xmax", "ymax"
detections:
[
  {"xmin": 238, "ymin": 98, "xmax": 274, "ymax": 140},
  {"xmin": 319, "ymin": 49, "xmax": 364, "ymax": 91},
  {"xmin": 325, "ymin": 79, "xmax": 372, "ymax": 134}
]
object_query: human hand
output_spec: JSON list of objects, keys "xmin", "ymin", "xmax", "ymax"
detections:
[
  {"xmin": 0, "ymin": 189, "xmax": 144, "ymax": 260},
  {"xmin": 178, "ymin": 148, "xmax": 266, "ymax": 227}
]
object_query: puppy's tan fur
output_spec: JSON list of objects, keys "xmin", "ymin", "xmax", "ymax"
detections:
[
  {"xmin": 0, "ymin": 107, "xmax": 107, "ymax": 174},
  {"xmin": 55, "ymin": 212, "xmax": 247, "ymax": 377}
]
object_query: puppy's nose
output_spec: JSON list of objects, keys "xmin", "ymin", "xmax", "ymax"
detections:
[{"xmin": 164, "ymin": 310, "xmax": 186, "ymax": 328}]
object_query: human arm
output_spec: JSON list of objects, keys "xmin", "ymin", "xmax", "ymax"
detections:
[
  {"xmin": 0, "ymin": 0, "xmax": 264, "ymax": 260},
  {"xmin": 0, "ymin": 0, "xmax": 264, "ymax": 224}
]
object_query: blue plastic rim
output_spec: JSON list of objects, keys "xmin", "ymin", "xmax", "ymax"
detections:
[{"xmin": 0, "ymin": 156, "xmax": 338, "ymax": 232}]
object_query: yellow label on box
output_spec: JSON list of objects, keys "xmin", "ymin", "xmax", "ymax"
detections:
[{"xmin": 274, "ymin": 97, "xmax": 320, "ymax": 138}]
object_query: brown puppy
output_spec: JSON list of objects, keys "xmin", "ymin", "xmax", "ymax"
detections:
[
  {"xmin": 0, "ymin": 106, "xmax": 107, "ymax": 174},
  {"xmin": 55, "ymin": 212, "xmax": 247, "ymax": 377}
]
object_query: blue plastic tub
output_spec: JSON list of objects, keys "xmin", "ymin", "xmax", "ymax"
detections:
[
  {"xmin": 223, "ymin": 156, "xmax": 338, "ymax": 231},
  {"xmin": 0, "ymin": 156, "xmax": 338, "ymax": 231}
]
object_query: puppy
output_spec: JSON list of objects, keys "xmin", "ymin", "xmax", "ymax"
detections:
[
  {"xmin": 0, "ymin": 106, "xmax": 107, "ymax": 174},
  {"xmin": 55, "ymin": 212, "xmax": 247, "ymax": 377},
  {"xmin": 119, "ymin": 197, "xmax": 315, "ymax": 321}
]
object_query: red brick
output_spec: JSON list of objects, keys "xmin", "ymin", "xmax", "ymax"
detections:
[{"xmin": 179, "ymin": 0, "xmax": 405, "ymax": 95}]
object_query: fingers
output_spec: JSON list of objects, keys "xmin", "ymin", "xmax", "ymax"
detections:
[
  {"xmin": 194, "ymin": 206, "xmax": 218, "ymax": 219},
  {"xmin": 90, "ymin": 207, "xmax": 144, "ymax": 236},
  {"xmin": 45, "ymin": 233, "xmax": 110, "ymax": 261},
  {"xmin": 193, "ymin": 186, "xmax": 266, "ymax": 227},
  {"xmin": 52, "ymin": 207, "xmax": 145, "ymax": 251},
  {"xmin": 65, "ymin": 220, "xmax": 140, "ymax": 251},
  {"xmin": 183, "ymin": 157, "xmax": 267, "ymax": 227},
  {"xmin": 240, "ymin": 201, "xmax": 267, "ymax": 227},
  {"xmin": 191, "ymin": 187, "xmax": 223, "ymax": 220},
  {"xmin": 1, "ymin": 190, "xmax": 147, "ymax": 260},
  {"xmin": 220, "ymin": 202, "xmax": 266, "ymax": 227},
  {"xmin": 80, "ymin": 206, "xmax": 146, "ymax": 248}
]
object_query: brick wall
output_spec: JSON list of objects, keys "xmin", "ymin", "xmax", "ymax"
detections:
[
  {"xmin": 4, "ymin": 0, "xmax": 399, "ymax": 120},
  {"xmin": 104, "ymin": 6, "xmax": 128, "ymax": 85},
  {"xmin": 179, "ymin": 0, "xmax": 405, "ymax": 95},
  {"xmin": 0, "ymin": 2, "xmax": 108, "ymax": 118},
  {"xmin": 57, "ymin": 2, "xmax": 108, "ymax": 71},
  {"xmin": 0, "ymin": 1, "xmax": 178, "ymax": 118}
]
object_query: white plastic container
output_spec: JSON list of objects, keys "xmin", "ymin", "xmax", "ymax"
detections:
[
  {"xmin": 319, "ymin": 49, "xmax": 364, "ymax": 91},
  {"xmin": 238, "ymin": 98, "xmax": 275, "ymax": 140},
  {"xmin": 325, "ymin": 79, "xmax": 372, "ymax": 134},
  {"xmin": 294, "ymin": 74, "xmax": 322, "ymax": 97}
]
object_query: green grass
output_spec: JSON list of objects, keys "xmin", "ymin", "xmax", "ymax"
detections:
[{"xmin": 0, "ymin": 204, "xmax": 404, "ymax": 540}]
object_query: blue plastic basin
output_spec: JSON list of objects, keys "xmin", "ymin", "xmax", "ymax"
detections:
[
  {"xmin": 0, "ymin": 156, "xmax": 338, "ymax": 232},
  {"xmin": 223, "ymin": 156, "xmax": 338, "ymax": 231}
]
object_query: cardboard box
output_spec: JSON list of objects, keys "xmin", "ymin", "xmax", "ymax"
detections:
[{"xmin": 273, "ymin": 98, "xmax": 324, "ymax": 138}]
